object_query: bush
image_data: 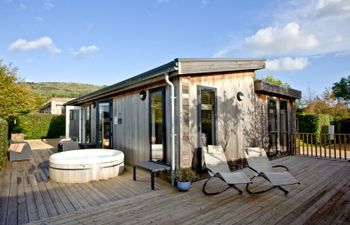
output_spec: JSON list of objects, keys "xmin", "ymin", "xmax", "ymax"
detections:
[
  {"xmin": 175, "ymin": 168, "xmax": 199, "ymax": 182},
  {"xmin": 13, "ymin": 113, "xmax": 65, "ymax": 139},
  {"xmin": 0, "ymin": 118, "xmax": 8, "ymax": 169},
  {"xmin": 298, "ymin": 114, "xmax": 332, "ymax": 143}
]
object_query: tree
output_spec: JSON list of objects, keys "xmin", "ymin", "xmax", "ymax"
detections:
[
  {"xmin": 332, "ymin": 75, "xmax": 350, "ymax": 104},
  {"xmin": 303, "ymin": 88, "xmax": 350, "ymax": 120},
  {"xmin": 0, "ymin": 60, "xmax": 37, "ymax": 120},
  {"xmin": 261, "ymin": 75, "xmax": 290, "ymax": 88}
]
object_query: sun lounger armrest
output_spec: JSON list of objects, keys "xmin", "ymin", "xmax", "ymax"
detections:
[{"xmin": 272, "ymin": 165, "xmax": 289, "ymax": 171}]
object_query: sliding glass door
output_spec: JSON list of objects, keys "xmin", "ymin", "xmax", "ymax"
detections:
[{"xmin": 97, "ymin": 101, "xmax": 112, "ymax": 149}]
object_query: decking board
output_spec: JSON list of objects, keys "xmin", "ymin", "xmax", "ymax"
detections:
[{"xmin": 0, "ymin": 144, "xmax": 349, "ymax": 225}]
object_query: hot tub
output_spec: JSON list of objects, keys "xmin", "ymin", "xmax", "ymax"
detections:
[{"xmin": 49, "ymin": 149, "xmax": 124, "ymax": 183}]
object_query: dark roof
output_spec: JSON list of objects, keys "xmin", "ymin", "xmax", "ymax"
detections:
[
  {"xmin": 254, "ymin": 80, "xmax": 302, "ymax": 99},
  {"xmin": 67, "ymin": 58, "xmax": 265, "ymax": 105}
]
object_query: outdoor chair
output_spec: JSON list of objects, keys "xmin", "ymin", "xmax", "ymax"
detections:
[
  {"xmin": 58, "ymin": 139, "xmax": 79, "ymax": 152},
  {"xmin": 202, "ymin": 145, "xmax": 251, "ymax": 195},
  {"xmin": 244, "ymin": 147, "xmax": 300, "ymax": 195},
  {"xmin": 8, "ymin": 142, "xmax": 31, "ymax": 162}
]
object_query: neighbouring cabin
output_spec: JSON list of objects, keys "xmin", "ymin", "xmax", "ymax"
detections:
[
  {"xmin": 65, "ymin": 58, "xmax": 301, "ymax": 169},
  {"xmin": 39, "ymin": 97, "xmax": 73, "ymax": 115}
]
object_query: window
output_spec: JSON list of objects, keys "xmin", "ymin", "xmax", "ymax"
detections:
[
  {"xmin": 84, "ymin": 105, "xmax": 91, "ymax": 143},
  {"xmin": 198, "ymin": 87, "xmax": 217, "ymax": 146},
  {"xmin": 149, "ymin": 87, "xmax": 166, "ymax": 163},
  {"xmin": 268, "ymin": 98, "xmax": 277, "ymax": 152},
  {"xmin": 280, "ymin": 100, "xmax": 288, "ymax": 151}
]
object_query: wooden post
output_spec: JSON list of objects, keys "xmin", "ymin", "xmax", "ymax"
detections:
[
  {"xmin": 322, "ymin": 134, "xmax": 325, "ymax": 157},
  {"xmin": 345, "ymin": 135, "xmax": 347, "ymax": 160},
  {"xmin": 315, "ymin": 133, "xmax": 318, "ymax": 157},
  {"xmin": 334, "ymin": 135, "xmax": 337, "ymax": 159},
  {"xmin": 306, "ymin": 134, "xmax": 309, "ymax": 157},
  {"xmin": 328, "ymin": 134, "xmax": 331, "ymax": 158},
  {"xmin": 338, "ymin": 134, "xmax": 341, "ymax": 159},
  {"xmin": 298, "ymin": 133, "xmax": 301, "ymax": 155},
  {"xmin": 303, "ymin": 133, "xmax": 305, "ymax": 155},
  {"xmin": 310, "ymin": 133, "xmax": 314, "ymax": 157}
]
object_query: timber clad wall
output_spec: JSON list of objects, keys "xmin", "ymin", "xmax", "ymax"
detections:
[
  {"xmin": 112, "ymin": 91, "xmax": 149, "ymax": 164},
  {"xmin": 179, "ymin": 71, "xmax": 258, "ymax": 165},
  {"xmin": 179, "ymin": 77, "xmax": 192, "ymax": 167},
  {"xmin": 111, "ymin": 80, "xmax": 180, "ymax": 165}
]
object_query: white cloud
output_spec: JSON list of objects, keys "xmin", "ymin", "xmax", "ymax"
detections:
[
  {"xmin": 72, "ymin": 45, "xmax": 99, "ymax": 59},
  {"xmin": 245, "ymin": 22, "xmax": 319, "ymax": 55},
  {"xmin": 214, "ymin": 0, "xmax": 350, "ymax": 60},
  {"xmin": 9, "ymin": 37, "xmax": 61, "ymax": 54},
  {"xmin": 265, "ymin": 57, "xmax": 309, "ymax": 71},
  {"xmin": 44, "ymin": 0, "xmax": 54, "ymax": 9},
  {"xmin": 213, "ymin": 47, "xmax": 234, "ymax": 58},
  {"xmin": 316, "ymin": 0, "xmax": 350, "ymax": 18},
  {"xmin": 268, "ymin": 0, "xmax": 350, "ymax": 55}
]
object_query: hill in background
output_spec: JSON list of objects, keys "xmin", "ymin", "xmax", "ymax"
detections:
[{"xmin": 26, "ymin": 82, "xmax": 104, "ymax": 99}]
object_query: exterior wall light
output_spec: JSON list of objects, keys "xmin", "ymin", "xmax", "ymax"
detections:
[
  {"xmin": 237, "ymin": 92, "xmax": 244, "ymax": 101},
  {"xmin": 139, "ymin": 90, "xmax": 147, "ymax": 101}
]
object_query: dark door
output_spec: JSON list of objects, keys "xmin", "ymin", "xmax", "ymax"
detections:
[
  {"xmin": 97, "ymin": 101, "xmax": 113, "ymax": 149},
  {"xmin": 149, "ymin": 87, "xmax": 166, "ymax": 163}
]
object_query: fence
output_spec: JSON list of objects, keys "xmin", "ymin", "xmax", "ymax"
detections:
[{"xmin": 295, "ymin": 133, "xmax": 349, "ymax": 160}]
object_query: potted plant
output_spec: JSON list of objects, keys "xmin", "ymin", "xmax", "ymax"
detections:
[{"xmin": 175, "ymin": 168, "xmax": 198, "ymax": 192}]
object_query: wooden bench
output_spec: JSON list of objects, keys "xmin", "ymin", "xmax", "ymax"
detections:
[{"xmin": 133, "ymin": 161, "xmax": 171, "ymax": 190}]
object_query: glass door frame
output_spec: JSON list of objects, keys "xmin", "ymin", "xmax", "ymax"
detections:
[
  {"xmin": 96, "ymin": 99, "xmax": 113, "ymax": 149},
  {"xmin": 268, "ymin": 97, "xmax": 278, "ymax": 153},
  {"xmin": 197, "ymin": 85, "xmax": 218, "ymax": 147},
  {"xmin": 149, "ymin": 86, "xmax": 167, "ymax": 163},
  {"xmin": 279, "ymin": 99, "xmax": 289, "ymax": 152},
  {"xmin": 65, "ymin": 105, "xmax": 82, "ymax": 141}
]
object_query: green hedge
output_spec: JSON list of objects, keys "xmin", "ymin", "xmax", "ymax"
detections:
[
  {"xmin": 14, "ymin": 113, "xmax": 65, "ymax": 139},
  {"xmin": 298, "ymin": 114, "xmax": 332, "ymax": 143},
  {"xmin": 0, "ymin": 118, "xmax": 8, "ymax": 169}
]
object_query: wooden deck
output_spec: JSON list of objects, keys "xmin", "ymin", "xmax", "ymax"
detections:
[
  {"xmin": 0, "ymin": 147, "xmax": 169, "ymax": 225},
  {"xmin": 0, "ymin": 146, "xmax": 349, "ymax": 225}
]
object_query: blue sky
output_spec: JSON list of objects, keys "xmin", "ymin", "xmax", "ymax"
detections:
[{"xmin": 1, "ymin": 0, "xmax": 349, "ymax": 98}]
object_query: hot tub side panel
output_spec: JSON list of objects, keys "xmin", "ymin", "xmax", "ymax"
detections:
[{"xmin": 49, "ymin": 160, "xmax": 124, "ymax": 183}]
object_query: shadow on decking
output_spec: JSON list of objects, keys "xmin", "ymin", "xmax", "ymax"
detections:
[{"xmin": 0, "ymin": 146, "xmax": 349, "ymax": 225}]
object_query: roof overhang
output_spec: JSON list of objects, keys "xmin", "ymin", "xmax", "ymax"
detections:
[
  {"xmin": 254, "ymin": 80, "xmax": 301, "ymax": 99},
  {"xmin": 177, "ymin": 58, "xmax": 265, "ymax": 75},
  {"xmin": 66, "ymin": 58, "xmax": 266, "ymax": 106}
]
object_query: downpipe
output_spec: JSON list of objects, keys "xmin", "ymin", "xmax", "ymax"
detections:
[{"xmin": 165, "ymin": 73, "xmax": 176, "ymax": 186}]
